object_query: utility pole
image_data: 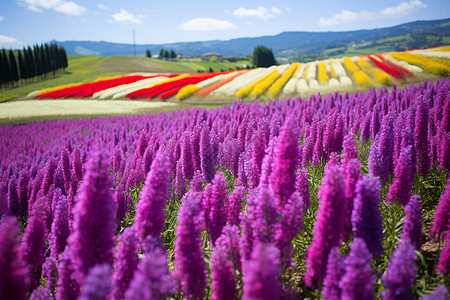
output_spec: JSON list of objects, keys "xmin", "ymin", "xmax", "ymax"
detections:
[{"xmin": 133, "ymin": 30, "xmax": 136, "ymax": 56}]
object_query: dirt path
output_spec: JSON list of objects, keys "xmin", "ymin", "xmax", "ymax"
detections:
[{"xmin": 0, "ymin": 99, "xmax": 179, "ymax": 125}]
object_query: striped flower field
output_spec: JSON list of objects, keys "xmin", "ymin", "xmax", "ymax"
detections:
[{"xmin": 30, "ymin": 46, "xmax": 450, "ymax": 102}]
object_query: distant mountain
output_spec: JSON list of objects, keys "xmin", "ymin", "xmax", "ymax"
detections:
[{"xmin": 57, "ymin": 18, "xmax": 450, "ymax": 58}]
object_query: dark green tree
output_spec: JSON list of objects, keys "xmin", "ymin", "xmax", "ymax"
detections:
[
  {"xmin": 26, "ymin": 46, "xmax": 36, "ymax": 78},
  {"xmin": 252, "ymin": 45, "xmax": 277, "ymax": 68},
  {"xmin": 17, "ymin": 51, "xmax": 27, "ymax": 80},
  {"xmin": 0, "ymin": 50, "xmax": 6, "ymax": 85},
  {"xmin": 169, "ymin": 50, "xmax": 176, "ymax": 59},
  {"xmin": 8, "ymin": 50, "xmax": 19, "ymax": 82},
  {"xmin": 159, "ymin": 48, "xmax": 165, "ymax": 59},
  {"xmin": 145, "ymin": 49, "xmax": 152, "ymax": 58},
  {"xmin": 163, "ymin": 49, "xmax": 169, "ymax": 60}
]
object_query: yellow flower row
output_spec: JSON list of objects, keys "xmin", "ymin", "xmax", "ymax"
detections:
[
  {"xmin": 176, "ymin": 85, "xmax": 201, "ymax": 100},
  {"xmin": 249, "ymin": 70, "xmax": 282, "ymax": 98},
  {"xmin": 356, "ymin": 59, "xmax": 393, "ymax": 86},
  {"xmin": 329, "ymin": 60, "xmax": 336, "ymax": 78},
  {"xmin": 343, "ymin": 57, "xmax": 359, "ymax": 73},
  {"xmin": 353, "ymin": 70, "xmax": 372, "ymax": 88},
  {"xmin": 266, "ymin": 63, "xmax": 299, "ymax": 99},
  {"xmin": 318, "ymin": 62, "xmax": 329, "ymax": 84},
  {"xmin": 390, "ymin": 52, "xmax": 450, "ymax": 77},
  {"xmin": 236, "ymin": 70, "xmax": 280, "ymax": 99}
]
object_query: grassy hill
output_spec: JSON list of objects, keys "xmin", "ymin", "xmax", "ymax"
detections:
[{"xmin": 0, "ymin": 55, "xmax": 250, "ymax": 102}]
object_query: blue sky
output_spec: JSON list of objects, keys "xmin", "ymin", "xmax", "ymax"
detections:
[{"xmin": 0, "ymin": 0, "xmax": 449, "ymax": 48}]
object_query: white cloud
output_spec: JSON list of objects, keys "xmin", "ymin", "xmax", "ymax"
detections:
[
  {"xmin": 97, "ymin": 3, "xmax": 106, "ymax": 10},
  {"xmin": 17, "ymin": 0, "xmax": 86, "ymax": 15},
  {"xmin": 233, "ymin": 6, "xmax": 282, "ymax": 20},
  {"xmin": 0, "ymin": 34, "xmax": 21, "ymax": 44},
  {"xmin": 178, "ymin": 18, "xmax": 236, "ymax": 31},
  {"xmin": 381, "ymin": 0, "xmax": 427, "ymax": 17},
  {"xmin": 318, "ymin": 10, "xmax": 377, "ymax": 26},
  {"xmin": 318, "ymin": 0, "xmax": 427, "ymax": 27},
  {"xmin": 0, "ymin": 16, "xmax": 4, "ymax": 21},
  {"xmin": 111, "ymin": 9, "xmax": 143, "ymax": 24}
]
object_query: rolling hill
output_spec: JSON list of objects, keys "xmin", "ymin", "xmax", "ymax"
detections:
[{"xmin": 56, "ymin": 18, "xmax": 450, "ymax": 60}]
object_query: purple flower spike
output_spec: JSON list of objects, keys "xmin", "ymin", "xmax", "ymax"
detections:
[
  {"xmin": 181, "ymin": 132, "xmax": 194, "ymax": 181},
  {"xmin": 211, "ymin": 243, "xmax": 237, "ymax": 300},
  {"xmin": 215, "ymin": 225, "xmax": 241, "ymax": 271},
  {"xmin": 386, "ymin": 146, "xmax": 414, "ymax": 206},
  {"xmin": 78, "ymin": 263, "xmax": 112, "ymax": 300},
  {"xmin": 438, "ymin": 132, "xmax": 450, "ymax": 171},
  {"xmin": 125, "ymin": 241, "xmax": 174, "ymax": 300},
  {"xmin": 339, "ymin": 238, "xmax": 375, "ymax": 300},
  {"xmin": 381, "ymin": 239, "xmax": 417, "ymax": 300},
  {"xmin": 351, "ymin": 175, "xmax": 384, "ymax": 258},
  {"xmin": 430, "ymin": 178, "xmax": 450, "ymax": 240},
  {"xmin": 323, "ymin": 247, "xmax": 345, "ymax": 300},
  {"xmin": 0, "ymin": 216, "xmax": 29, "ymax": 299},
  {"xmin": 305, "ymin": 164, "xmax": 346, "ymax": 289},
  {"xmin": 67, "ymin": 151, "xmax": 116, "ymax": 286},
  {"xmin": 437, "ymin": 230, "xmax": 450, "ymax": 275},
  {"xmin": 269, "ymin": 116, "xmax": 299, "ymax": 207},
  {"xmin": 203, "ymin": 171, "xmax": 227, "ymax": 245},
  {"xmin": 200, "ymin": 123, "xmax": 215, "ymax": 183},
  {"xmin": 49, "ymin": 193, "xmax": 70, "ymax": 258},
  {"xmin": 190, "ymin": 171, "xmax": 204, "ymax": 193},
  {"xmin": 174, "ymin": 191, "xmax": 207, "ymax": 299},
  {"xmin": 56, "ymin": 247, "xmax": 80, "ymax": 300},
  {"xmin": 7, "ymin": 176, "xmax": 19, "ymax": 217},
  {"xmin": 422, "ymin": 285, "xmax": 450, "ymax": 300},
  {"xmin": 401, "ymin": 195, "xmax": 423, "ymax": 250},
  {"xmin": 295, "ymin": 167, "xmax": 310, "ymax": 210},
  {"xmin": 227, "ymin": 186, "xmax": 245, "ymax": 225},
  {"xmin": 30, "ymin": 286, "xmax": 52, "ymax": 300},
  {"xmin": 242, "ymin": 242, "xmax": 282, "ymax": 300},
  {"xmin": 135, "ymin": 150, "xmax": 171, "ymax": 241},
  {"xmin": 112, "ymin": 227, "xmax": 139, "ymax": 300},
  {"xmin": 21, "ymin": 197, "xmax": 48, "ymax": 290},
  {"xmin": 114, "ymin": 184, "xmax": 126, "ymax": 223}
]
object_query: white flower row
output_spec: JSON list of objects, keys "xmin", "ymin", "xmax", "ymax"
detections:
[
  {"xmin": 195, "ymin": 72, "xmax": 236, "ymax": 88},
  {"xmin": 330, "ymin": 59, "xmax": 347, "ymax": 78},
  {"xmin": 384, "ymin": 55, "xmax": 423, "ymax": 73},
  {"xmin": 306, "ymin": 62, "xmax": 317, "ymax": 81},
  {"xmin": 410, "ymin": 50, "xmax": 450, "ymax": 60},
  {"xmin": 212, "ymin": 67, "xmax": 275, "ymax": 96}
]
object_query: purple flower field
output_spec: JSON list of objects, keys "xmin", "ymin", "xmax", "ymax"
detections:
[{"xmin": 0, "ymin": 79, "xmax": 450, "ymax": 299}]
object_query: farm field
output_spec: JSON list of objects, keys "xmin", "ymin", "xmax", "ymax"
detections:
[
  {"xmin": 23, "ymin": 46, "xmax": 449, "ymax": 105},
  {"xmin": 0, "ymin": 75, "xmax": 449, "ymax": 299}
]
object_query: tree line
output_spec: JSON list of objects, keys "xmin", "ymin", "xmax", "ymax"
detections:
[{"xmin": 0, "ymin": 42, "xmax": 68, "ymax": 88}]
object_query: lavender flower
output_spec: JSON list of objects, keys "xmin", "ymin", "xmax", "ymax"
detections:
[
  {"xmin": 386, "ymin": 146, "xmax": 414, "ymax": 206},
  {"xmin": 72, "ymin": 148, "xmax": 83, "ymax": 182},
  {"xmin": 78, "ymin": 263, "xmax": 112, "ymax": 300},
  {"xmin": 42, "ymin": 256, "xmax": 57, "ymax": 293},
  {"xmin": 342, "ymin": 133, "xmax": 359, "ymax": 167},
  {"xmin": 203, "ymin": 172, "xmax": 227, "ymax": 245},
  {"xmin": 242, "ymin": 243, "xmax": 281, "ymax": 300},
  {"xmin": 49, "ymin": 193, "xmax": 70, "ymax": 258},
  {"xmin": 0, "ymin": 216, "xmax": 29, "ymax": 299},
  {"xmin": 305, "ymin": 164, "xmax": 346, "ymax": 289},
  {"xmin": 173, "ymin": 158, "xmax": 187, "ymax": 199},
  {"xmin": 112, "ymin": 227, "xmax": 139, "ymax": 300},
  {"xmin": 437, "ymin": 230, "xmax": 450, "ymax": 275},
  {"xmin": 215, "ymin": 225, "xmax": 241, "ymax": 271},
  {"xmin": 134, "ymin": 150, "xmax": 170, "ymax": 241},
  {"xmin": 414, "ymin": 95, "xmax": 431, "ymax": 175},
  {"xmin": 269, "ymin": 116, "xmax": 299, "ymax": 207},
  {"xmin": 295, "ymin": 167, "xmax": 310, "ymax": 210},
  {"xmin": 67, "ymin": 151, "xmax": 116, "ymax": 285},
  {"xmin": 227, "ymin": 186, "xmax": 245, "ymax": 225},
  {"xmin": 56, "ymin": 247, "xmax": 80, "ymax": 299},
  {"xmin": 30, "ymin": 286, "xmax": 52, "ymax": 300},
  {"xmin": 125, "ymin": 241, "xmax": 174, "ymax": 300},
  {"xmin": 200, "ymin": 123, "xmax": 215, "ymax": 183},
  {"xmin": 430, "ymin": 178, "xmax": 450, "ymax": 240},
  {"xmin": 21, "ymin": 197, "xmax": 48, "ymax": 290},
  {"xmin": 54, "ymin": 166, "xmax": 65, "ymax": 195},
  {"xmin": 323, "ymin": 247, "xmax": 345, "ymax": 300},
  {"xmin": 190, "ymin": 171, "xmax": 204, "ymax": 192},
  {"xmin": 381, "ymin": 239, "xmax": 417, "ymax": 300},
  {"xmin": 7, "ymin": 176, "xmax": 19, "ymax": 217},
  {"xmin": 61, "ymin": 147, "xmax": 72, "ymax": 189},
  {"xmin": 174, "ymin": 191, "xmax": 207, "ymax": 299},
  {"xmin": 351, "ymin": 175, "xmax": 384, "ymax": 258},
  {"xmin": 276, "ymin": 191, "xmax": 304, "ymax": 267},
  {"xmin": 422, "ymin": 285, "xmax": 450, "ymax": 300},
  {"xmin": 17, "ymin": 171, "xmax": 30, "ymax": 219},
  {"xmin": 339, "ymin": 238, "xmax": 375, "ymax": 300},
  {"xmin": 211, "ymin": 243, "xmax": 237, "ymax": 300},
  {"xmin": 114, "ymin": 184, "xmax": 126, "ymax": 223},
  {"xmin": 438, "ymin": 132, "xmax": 450, "ymax": 171},
  {"xmin": 42, "ymin": 157, "xmax": 57, "ymax": 195},
  {"xmin": 401, "ymin": 195, "xmax": 423, "ymax": 250}
]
